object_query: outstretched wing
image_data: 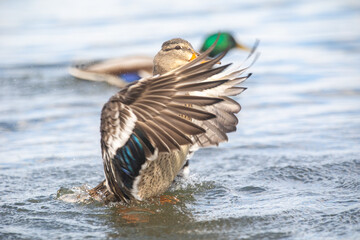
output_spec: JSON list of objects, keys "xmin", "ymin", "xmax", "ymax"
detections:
[{"xmin": 100, "ymin": 39, "xmax": 256, "ymax": 201}]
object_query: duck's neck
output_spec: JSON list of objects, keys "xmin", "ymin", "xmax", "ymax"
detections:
[{"xmin": 153, "ymin": 52, "xmax": 190, "ymax": 75}]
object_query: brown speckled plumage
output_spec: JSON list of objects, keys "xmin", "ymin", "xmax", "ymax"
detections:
[
  {"xmin": 90, "ymin": 36, "xmax": 256, "ymax": 203},
  {"xmin": 136, "ymin": 145, "xmax": 189, "ymax": 199}
]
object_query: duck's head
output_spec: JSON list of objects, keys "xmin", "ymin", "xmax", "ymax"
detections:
[
  {"xmin": 153, "ymin": 38, "xmax": 199, "ymax": 75},
  {"xmin": 201, "ymin": 32, "xmax": 250, "ymax": 57}
]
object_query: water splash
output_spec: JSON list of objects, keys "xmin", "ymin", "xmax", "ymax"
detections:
[{"xmin": 57, "ymin": 185, "xmax": 93, "ymax": 204}]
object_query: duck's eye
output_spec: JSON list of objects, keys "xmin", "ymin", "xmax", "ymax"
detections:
[{"xmin": 175, "ymin": 45, "xmax": 181, "ymax": 50}]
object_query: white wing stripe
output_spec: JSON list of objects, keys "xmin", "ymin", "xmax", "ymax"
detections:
[{"xmin": 107, "ymin": 106, "xmax": 137, "ymax": 158}]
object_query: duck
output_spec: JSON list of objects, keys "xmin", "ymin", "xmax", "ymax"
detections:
[
  {"xmin": 88, "ymin": 36, "xmax": 256, "ymax": 203},
  {"xmin": 69, "ymin": 32, "xmax": 250, "ymax": 88},
  {"xmin": 200, "ymin": 32, "xmax": 250, "ymax": 57}
]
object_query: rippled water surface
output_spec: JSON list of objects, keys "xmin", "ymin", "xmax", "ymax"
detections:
[{"xmin": 1, "ymin": 0, "xmax": 360, "ymax": 239}]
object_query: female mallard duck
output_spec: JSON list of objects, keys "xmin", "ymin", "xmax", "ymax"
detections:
[
  {"xmin": 69, "ymin": 32, "xmax": 250, "ymax": 88},
  {"xmin": 89, "ymin": 36, "xmax": 255, "ymax": 203}
]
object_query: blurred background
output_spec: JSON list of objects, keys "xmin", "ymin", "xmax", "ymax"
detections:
[{"xmin": 1, "ymin": 0, "xmax": 360, "ymax": 239}]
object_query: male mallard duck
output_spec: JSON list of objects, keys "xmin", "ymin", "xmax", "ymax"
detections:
[
  {"xmin": 89, "ymin": 36, "xmax": 256, "ymax": 203},
  {"xmin": 200, "ymin": 32, "xmax": 250, "ymax": 57},
  {"xmin": 69, "ymin": 32, "xmax": 249, "ymax": 87}
]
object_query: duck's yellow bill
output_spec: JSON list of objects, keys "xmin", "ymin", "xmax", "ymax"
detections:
[
  {"xmin": 190, "ymin": 52, "xmax": 198, "ymax": 61},
  {"xmin": 190, "ymin": 52, "xmax": 221, "ymax": 64},
  {"xmin": 236, "ymin": 43, "xmax": 251, "ymax": 52}
]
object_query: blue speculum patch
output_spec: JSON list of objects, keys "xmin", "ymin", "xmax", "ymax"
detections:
[{"xmin": 120, "ymin": 72, "xmax": 142, "ymax": 82}]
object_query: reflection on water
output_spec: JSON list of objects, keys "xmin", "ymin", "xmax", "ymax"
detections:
[{"xmin": 1, "ymin": 0, "xmax": 360, "ymax": 239}]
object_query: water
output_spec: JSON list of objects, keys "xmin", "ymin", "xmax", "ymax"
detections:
[{"xmin": 1, "ymin": 0, "xmax": 360, "ymax": 239}]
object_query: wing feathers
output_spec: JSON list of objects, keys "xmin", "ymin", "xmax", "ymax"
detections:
[
  {"xmin": 178, "ymin": 64, "xmax": 231, "ymax": 85},
  {"xmin": 181, "ymin": 49, "xmax": 228, "ymax": 76},
  {"xmin": 131, "ymin": 105, "xmax": 153, "ymax": 121},
  {"xmin": 137, "ymin": 121, "xmax": 170, "ymax": 152},
  {"xmin": 167, "ymin": 103, "xmax": 216, "ymax": 120},
  {"xmin": 162, "ymin": 110, "xmax": 206, "ymax": 135},
  {"xmin": 102, "ymin": 36, "xmax": 253, "ymax": 160},
  {"xmin": 172, "ymin": 95, "xmax": 224, "ymax": 106},
  {"xmin": 222, "ymin": 87, "xmax": 247, "ymax": 96},
  {"xmin": 213, "ymin": 97, "xmax": 242, "ymax": 113},
  {"xmin": 153, "ymin": 117, "xmax": 193, "ymax": 145},
  {"xmin": 145, "ymin": 89, "xmax": 176, "ymax": 96},
  {"xmin": 135, "ymin": 99, "xmax": 167, "ymax": 111},
  {"xmin": 177, "ymin": 79, "xmax": 229, "ymax": 92},
  {"xmin": 146, "ymin": 121, "xmax": 181, "ymax": 151}
]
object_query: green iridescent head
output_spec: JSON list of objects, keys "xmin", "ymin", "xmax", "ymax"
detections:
[{"xmin": 200, "ymin": 32, "xmax": 249, "ymax": 57}]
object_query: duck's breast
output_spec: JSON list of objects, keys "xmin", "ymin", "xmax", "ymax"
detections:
[{"xmin": 132, "ymin": 145, "xmax": 189, "ymax": 200}]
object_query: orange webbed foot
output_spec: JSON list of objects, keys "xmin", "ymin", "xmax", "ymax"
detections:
[{"xmin": 159, "ymin": 195, "xmax": 180, "ymax": 205}]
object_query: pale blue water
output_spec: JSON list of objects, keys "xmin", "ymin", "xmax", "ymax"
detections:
[{"xmin": 1, "ymin": 0, "xmax": 360, "ymax": 239}]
